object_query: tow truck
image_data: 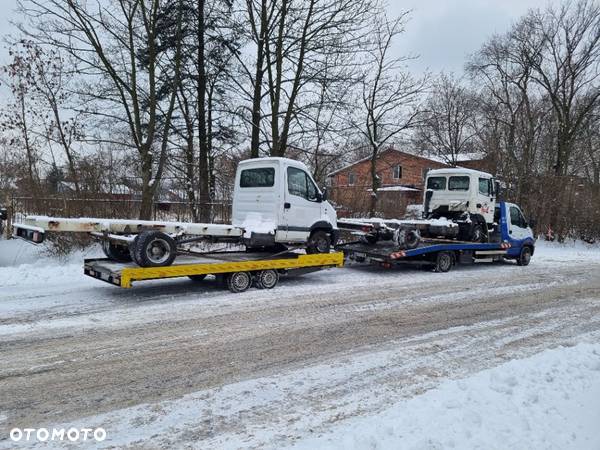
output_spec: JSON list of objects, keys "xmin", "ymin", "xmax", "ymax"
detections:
[
  {"xmin": 339, "ymin": 201, "xmax": 535, "ymax": 272},
  {"xmin": 337, "ymin": 167, "xmax": 536, "ymax": 271}
]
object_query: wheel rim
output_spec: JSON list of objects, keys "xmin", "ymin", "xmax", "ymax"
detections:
[
  {"xmin": 439, "ymin": 253, "xmax": 452, "ymax": 271},
  {"xmin": 315, "ymin": 237, "xmax": 329, "ymax": 253},
  {"xmin": 406, "ymin": 230, "xmax": 420, "ymax": 248},
  {"xmin": 231, "ymin": 272, "xmax": 251, "ymax": 291},
  {"xmin": 145, "ymin": 238, "xmax": 172, "ymax": 265},
  {"xmin": 260, "ymin": 270, "xmax": 278, "ymax": 288}
]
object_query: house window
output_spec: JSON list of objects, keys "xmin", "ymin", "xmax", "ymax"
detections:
[
  {"xmin": 392, "ymin": 165, "xmax": 402, "ymax": 179},
  {"xmin": 348, "ymin": 172, "xmax": 356, "ymax": 185}
]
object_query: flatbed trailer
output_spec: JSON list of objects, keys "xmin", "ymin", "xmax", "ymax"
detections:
[{"xmin": 84, "ymin": 251, "xmax": 344, "ymax": 292}]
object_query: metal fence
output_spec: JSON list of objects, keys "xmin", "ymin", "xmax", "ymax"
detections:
[{"xmin": 8, "ymin": 196, "xmax": 232, "ymax": 230}]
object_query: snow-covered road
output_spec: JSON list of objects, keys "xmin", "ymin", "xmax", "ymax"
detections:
[{"xmin": 0, "ymin": 240, "xmax": 599, "ymax": 449}]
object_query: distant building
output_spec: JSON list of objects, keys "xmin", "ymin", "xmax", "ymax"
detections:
[{"xmin": 327, "ymin": 148, "xmax": 490, "ymax": 218}]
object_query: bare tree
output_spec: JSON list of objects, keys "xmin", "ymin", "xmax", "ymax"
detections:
[
  {"xmin": 19, "ymin": 0, "xmax": 185, "ymax": 219},
  {"xmin": 467, "ymin": 29, "xmax": 549, "ymax": 206},
  {"xmin": 235, "ymin": 0, "xmax": 373, "ymax": 158},
  {"xmin": 416, "ymin": 73, "xmax": 478, "ymax": 165},
  {"xmin": 0, "ymin": 47, "xmax": 45, "ymax": 194},
  {"xmin": 352, "ymin": 12, "xmax": 426, "ymax": 216},
  {"xmin": 519, "ymin": 0, "xmax": 600, "ymax": 177}
]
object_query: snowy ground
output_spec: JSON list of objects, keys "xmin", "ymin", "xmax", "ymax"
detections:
[{"xmin": 0, "ymin": 239, "xmax": 599, "ymax": 449}]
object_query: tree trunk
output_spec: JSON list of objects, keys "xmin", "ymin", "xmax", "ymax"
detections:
[
  {"xmin": 369, "ymin": 149, "xmax": 379, "ymax": 217},
  {"xmin": 139, "ymin": 151, "xmax": 154, "ymax": 220},
  {"xmin": 197, "ymin": 0, "xmax": 211, "ymax": 222},
  {"xmin": 249, "ymin": 0, "xmax": 268, "ymax": 158}
]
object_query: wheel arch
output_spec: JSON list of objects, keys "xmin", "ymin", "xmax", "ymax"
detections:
[
  {"xmin": 310, "ymin": 221, "xmax": 333, "ymax": 232},
  {"xmin": 309, "ymin": 221, "xmax": 338, "ymax": 245}
]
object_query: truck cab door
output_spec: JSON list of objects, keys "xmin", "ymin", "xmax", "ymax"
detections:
[
  {"xmin": 282, "ymin": 166, "xmax": 322, "ymax": 242},
  {"xmin": 476, "ymin": 177, "xmax": 495, "ymax": 224},
  {"xmin": 508, "ymin": 205, "xmax": 530, "ymax": 240}
]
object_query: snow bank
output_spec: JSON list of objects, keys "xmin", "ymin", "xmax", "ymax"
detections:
[
  {"xmin": 0, "ymin": 238, "xmax": 45, "ymax": 267},
  {"xmin": 0, "ymin": 239, "xmax": 101, "ymax": 287},
  {"xmin": 534, "ymin": 239, "xmax": 600, "ymax": 264},
  {"xmin": 290, "ymin": 343, "xmax": 600, "ymax": 450}
]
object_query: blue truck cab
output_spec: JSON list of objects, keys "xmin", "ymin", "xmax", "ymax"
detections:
[{"xmin": 496, "ymin": 201, "xmax": 536, "ymax": 265}]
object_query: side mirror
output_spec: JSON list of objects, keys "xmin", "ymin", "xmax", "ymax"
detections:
[
  {"xmin": 0, "ymin": 208, "xmax": 7, "ymax": 221},
  {"xmin": 315, "ymin": 192, "xmax": 323, "ymax": 202},
  {"xmin": 321, "ymin": 187, "xmax": 328, "ymax": 202},
  {"xmin": 495, "ymin": 181, "xmax": 501, "ymax": 198},
  {"xmin": 528, "ymin": 218, "xmax": 536, "ymax": 228}
]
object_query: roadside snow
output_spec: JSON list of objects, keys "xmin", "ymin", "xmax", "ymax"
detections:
[
  {"xmin": 534, "ymin": 239, "xmax": 600, "ymax": 263},
  {"xmin": 0, "ymin": 239, "xmax": 45, "ymax": 267},
  {"xmin": 291, "ymin": 343, "xmax": 600, "ymax": 450},
  {"xmin": 1, "ymin": 238, "xmax": 599, "ymax": 449}
]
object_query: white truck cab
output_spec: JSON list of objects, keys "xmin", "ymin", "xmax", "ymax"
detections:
[
  {"xmin": 424, "ymin": 168, "xmax": 497, "ymax": 224},
  {"xmin": 232, "ymin": 157, "xmax": 338, "ymax": 252}
]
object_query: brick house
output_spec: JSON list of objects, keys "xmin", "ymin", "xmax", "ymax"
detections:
[{"xmin": 327, "ymin": 148, "xmax": 450, "ymax": 217}]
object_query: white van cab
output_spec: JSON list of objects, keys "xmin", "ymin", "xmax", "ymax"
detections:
[{"xmin": 232, "ymin": 157, "xmax": 338, "ymax": 253}]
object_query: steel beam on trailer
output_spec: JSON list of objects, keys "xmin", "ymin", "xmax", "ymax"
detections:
[{"xmin": 22, "ymin": 215, "xmax": 244, "ymax": 237}]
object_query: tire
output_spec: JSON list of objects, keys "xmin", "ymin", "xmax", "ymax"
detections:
[
  {"xmin": 226, "ymin": 271, "xmax": 252, "ymax": 293},
  {"xmin": 188, "ymin": 274, "xmax": 207, "ymax": 282},
  {"xmin": 434, "ymin": 251, "xmax": 454, "ymax": 273},
  {"xmin": 102, "ymin": 240, "xmax": 132, "ymax": 262},
  {"xmin": 396, "ymin": 228, "xmax": 420, "ymax": 250},
  {"xmin": 254, "ymin": 269, "xmax": 279, "ymax": 289},
  {"xmin": 306, "ymin": 230, "xmax": 331, "ymax": 254},
  {"xmin": 517, "ymin": 246, "xmax": 532, "ymax": 266},
  {"xmin": 133, "ymin": 231, "xmax": 177, "ymax": 267}
]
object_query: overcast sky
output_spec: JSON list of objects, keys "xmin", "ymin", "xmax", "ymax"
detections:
[{"xmin": 0, "ymin": 0, "xmax": 559, "ymax": 94}]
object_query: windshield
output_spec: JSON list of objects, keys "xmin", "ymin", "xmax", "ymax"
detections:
[
  {"xmin": 427, "ymin": 176, "xmax": 446, "ymax": 190},
  {"xmin": 448, "ymin": 176, "xmax": 470, "ymax": 191}
]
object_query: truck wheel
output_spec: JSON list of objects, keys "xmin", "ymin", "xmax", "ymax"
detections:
[
  {"xmin": 227, "ymin": 271, "xmax": 252, "ymax": 293},
  {"xmin": 517, "ymin": 246, "xmax": 532, "ymax": 266},
  {"xmin": 134, "ymin": 231, "xmax": 177, "ymax": 267},
  {"xmin": 254, "ymin": 269, "xmax": 279, "ymax": 289},
  {"xmin": 306, "ymin": 230, "xmax": 331, "ymax": 254},
  {"xmin": 434, "ymin": 251, "xmax": 454, "ymax": 273},
  {"xmin": 396, "ymin": 228, "xmax": 420, "ymax": 250},
  {"xmin": 128, "ymin": 235, "xmax": 142, "ymax": 266},
  {"xmin": 188, "ymin": 274, "xmax": 207, "ymax": 282},
  {"xmin": 102, "ymin": 240, "xmax": 132, "ymax": 262}
]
